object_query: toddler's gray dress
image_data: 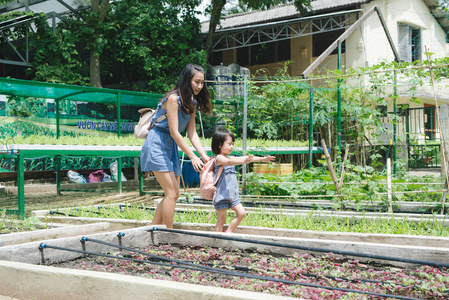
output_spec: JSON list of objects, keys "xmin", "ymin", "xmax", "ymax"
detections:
[{"xmin": 213, "ymin": 157, "xmax": 239, "ymax": 205}]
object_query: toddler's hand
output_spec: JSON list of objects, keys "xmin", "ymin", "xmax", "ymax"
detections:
[{"xmin": 263, "ymin": 155, "xmax": 275, "ymax": 162}]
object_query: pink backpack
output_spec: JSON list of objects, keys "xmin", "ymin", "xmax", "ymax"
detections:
[{"xmin": 200, "ymin": 157, "xmax": 224, "ymax": 200}]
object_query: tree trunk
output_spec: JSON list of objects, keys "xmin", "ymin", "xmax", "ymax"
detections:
[
  {"xmin": 89, "ymin": 0, "xmax": 110, "ymax": 88},
  {"xmin": 90, "ymin": 50, "xmax": 102, "ymax": 87},
  {"xmin": 206, "ymin": 0, "xmax": 226, "ymax": 61}
]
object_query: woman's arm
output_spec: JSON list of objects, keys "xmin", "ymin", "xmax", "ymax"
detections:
[
  {"xmin": 216, "ymin": 154, "xmax": 275, "ymax": 166},
  {"xmin": 186, "ymin": 110, "xmax": 210, "ymax": 163},
  {"xmin": 165, "ymin": 95, "xmax": 205, "ymax": 172}
]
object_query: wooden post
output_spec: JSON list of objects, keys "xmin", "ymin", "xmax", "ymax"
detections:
[
  {"xmin": 337, "ymin": 144, "xmax": 350, "ymax": 191},
  {"xmin": 321, "ymin": 139, "xmax": 340, "ymax": 194},
  {"xmin": 426, "ymin": 48, "xmax": 448, "ymax": 214},
  {"xmin": 387, "ymin": 158, "xmax": 393, "ymax": 213},
  {"xmin": 439, "ymin": 103, "xmax": 449, "ymax": 213}
]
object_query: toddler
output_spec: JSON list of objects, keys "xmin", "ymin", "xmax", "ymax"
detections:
[{"xmin": 211, "ymin": 128, "xmax": 275, "ymax": 233}]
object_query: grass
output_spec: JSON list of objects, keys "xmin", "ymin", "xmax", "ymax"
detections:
[
  {"xmin": 56, "ymin": 203, "xmax": 449, "ymax": 237},
  {"xmin": 0, "ymin": 210, "xmax": 49, "ymax": 233},
  {"xmin": 1, "ymin": 134, "xmax": 308, "ymax": 148}
]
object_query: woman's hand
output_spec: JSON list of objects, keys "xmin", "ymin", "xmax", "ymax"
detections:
[
  {"xmin": 201, "ymin": 154, "xmax": 211, "ymax": 163},
  {"xmin": 191, "ymin": 156, "xmax": 205, "ymax": 172}
]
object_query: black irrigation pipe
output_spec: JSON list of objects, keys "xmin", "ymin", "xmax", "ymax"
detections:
[
  {"xmin": 38, "ymin": 242, "xmax": 424, "ymax": 300},
  {"xmin": 49, "ymin": 211, "xmax": 78, "ymax": 217},
  {"xmin": 80, "ymin": 236, "xmax": 220, "ymax": 272},
  {"xmin": 85, "ymin": 236, "xmax": 410, "ymax": 290},
  {"xmin": 192, "ymin": 260, "xmax": 411, "ymax": 289},
  {"xmin": 152, "ymin": 228, "xmax": 449, "ymax": 269}
]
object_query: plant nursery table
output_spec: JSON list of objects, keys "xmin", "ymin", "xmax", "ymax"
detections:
[
  {"xmin": 0, "ymin": 144, "xmax": 322, "ymax": 219},
  {"xmin": 0, "ymin": 144, "xmax": 145, "ymax": 219}
]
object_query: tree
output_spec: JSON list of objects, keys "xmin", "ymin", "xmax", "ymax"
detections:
[
  {"xmin": 438, "ymin": 0, "xmax": 449, "ymax": 9},
  {"xmin": 100, "ymin": 0, "xmax": 206, "ymax": 92},
  {"xmin": 205, "ymin": 0, "xmax": 312, "ymax": 60},
  {"xmin": 28, "ymin": 0, "xmax": 205, "ymax": 92},
  {"xmin": 89, "ymin": 0, "xmax": 110, "ymax": 87}
]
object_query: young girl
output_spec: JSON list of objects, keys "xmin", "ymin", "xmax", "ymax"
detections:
[
  {"xmin": 141, "ymin": 64, "xmax": 212, "ymax": 228},
  {"xmin": 211, "ymin": 128, "xmax": 275, "ymax": 233}
]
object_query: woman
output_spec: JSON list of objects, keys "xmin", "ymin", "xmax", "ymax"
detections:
[{"xmin": 141, "ymin": 64, "xmax": 212, "ymax": 228}]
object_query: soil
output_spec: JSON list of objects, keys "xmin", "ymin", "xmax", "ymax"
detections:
[
  {"xmin": 0, "ymin": 185, "xmax": 173, "ymax": 217},
  {"xmin": 50, "ymin": 243, "xmax": 449, "ymax": 300}
]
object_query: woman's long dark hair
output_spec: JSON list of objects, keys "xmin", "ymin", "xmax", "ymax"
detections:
[{"xmin": 165, "ymin": 64, "xmax": 212, "ymax": 115}]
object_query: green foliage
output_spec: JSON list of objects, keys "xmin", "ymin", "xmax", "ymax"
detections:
[
  {"xmin": 0, "ymin": 210, "xmax": 48, "ymax": 233},
  {"xmin": 244, "ymin": 166, "xmax": 444, "ymax": 207},
  {"xmin": 45, "ymin": 0, "xmax": 207, "ymax": 91},
  {"xmin": 30, "ymin": 15, "xmax": 89, "ymax": 85},
  {"xmin": 246, "ymin": 63, "xmax": 311, "ymax": 140},
  {"xmin": 5, "ymin": 1, "xmax": 207, "ymax": 90},
  {"xmin": 62, "ymin": 204, "xmax": 449, "ymax": 237}
]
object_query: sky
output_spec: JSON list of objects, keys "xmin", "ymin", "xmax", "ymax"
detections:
[{"xmin": 195, "ymin": 0, "xmax": 240, "ymax": 22}]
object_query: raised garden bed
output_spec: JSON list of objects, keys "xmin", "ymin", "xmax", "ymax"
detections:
[{"xmin": 51, "ymin": 243, "xmax": 449, "ymax": 299}]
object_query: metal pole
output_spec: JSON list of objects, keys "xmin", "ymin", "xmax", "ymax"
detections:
[
  {"xmin": 138, "ymin": 158, "xmax": 144, "ymax": 196},
  {"xmin": 56, "ymin": 100, "xmax": 60, "ymax": 139},
  {"xmin": 56, "ymin": 155, "xmax": 61, "ymax": 195},
  {"xmin": 308, "ymin": 89, "xmax": 314, "ymax": 169},
  {"xmin": 406, "ymin": 107, "xmax": 410, "ymax": 169},
  {"xmin": 117, "ymin": 93, "xmax": 121, "ymax": 138},
  {"xmin": 393, "ymin": 71, "xmax": 397, "ymax": 175},
  {"xmin": 337, "ymin": 42, "xmax": 342, "ymax": 167},
  {"xmin": 242, "ymin": 80, "xmax": 248, "ymax": 190},
  {"xmin": 235, "ymin": 101, "xmax": 239, "ymax": 139},
  {"xmin": 118, "ymin": 158, "xmax": 122, "ymax": 194},
  {"xmin": 17, "ymin": 154, "xmax": 25, "ymax": 219}
]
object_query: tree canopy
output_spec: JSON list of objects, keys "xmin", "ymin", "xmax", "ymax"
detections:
[{"xmin": 30, "ymin": 0, "xmax": 206, "ymax": 92}]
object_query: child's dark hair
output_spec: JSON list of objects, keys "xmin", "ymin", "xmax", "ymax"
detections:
[{"xmin": 212, "ymin": 128, "xmax": 235, "ymax": 155}]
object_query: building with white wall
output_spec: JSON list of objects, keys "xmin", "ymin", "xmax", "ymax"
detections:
[{"xmin": 202, "ymin": 0, "xmax": 449, "ymax": 148}]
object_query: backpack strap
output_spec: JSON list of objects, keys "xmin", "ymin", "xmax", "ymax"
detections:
[
  {"xmin": 148, "ymin": 113, "xmax": 167, "ymax": 130},
  {"xmin": 213, "ymin": 165, "xmax": 224, "ymax": 186}
]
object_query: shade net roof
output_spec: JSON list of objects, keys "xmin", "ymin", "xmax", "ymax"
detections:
[{"xmin": 0, "ymin": 77, "xmax": 163, "ymax": 107}]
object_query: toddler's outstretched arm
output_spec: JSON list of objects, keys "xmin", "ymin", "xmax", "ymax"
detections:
[
  {"xmin": 249, "ymin": 154, "xmax": 275, "ymax": 163},
  {"xmin": 216, "ymin": 154, "xmax": 275, "ymax": 166}
]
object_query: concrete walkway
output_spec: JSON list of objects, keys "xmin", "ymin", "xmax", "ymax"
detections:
[{"xmin": 408, "ymin": 168, "xmax": 442, "ymax": 177}]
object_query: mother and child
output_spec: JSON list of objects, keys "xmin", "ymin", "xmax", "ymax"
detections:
[{"xmin": 140, "ymin": 64, "xmax": 275, "ymax": 232}]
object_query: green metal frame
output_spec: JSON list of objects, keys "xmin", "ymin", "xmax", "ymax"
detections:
[
  {"xmin": 1, "ymin": 144, "xmax": 324, "ymax": 218},
  {"xmin": 0, "ymin": 145, "xmax": 142, "ymax": 219},
  {"xmin": 0, "ymin": 77, "xmax": 165, "ymax": 218}
]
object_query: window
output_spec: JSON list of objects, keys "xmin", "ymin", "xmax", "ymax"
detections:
[
  {"xmin": 397, "ymin": 104, "xmax": 409, "ymax": 117},
  {"xmin": 210, "ymin": 51, "xmax": 223, "ymax": 66},
  {"xmin": 398, "ymin": 23, "xmax": 421, "ymax": 62},
  {"xmin": 236, "ymin": 39, "xmax": 291, "ymax": 66},
  {"xmin": 312, "ymin": 30, "xmax": 345, "ymax": 57},
  {"xmin": 376, "ymin": 105, "xmax": 387, "ymax": 117},
  {"xmin": 237, "ymin": 46, "xmax": 250, "ymax": 66}
]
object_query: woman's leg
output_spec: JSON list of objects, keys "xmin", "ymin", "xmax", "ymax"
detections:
[
  {"xmin": 215, "ymin": 208, "xmax": 227, "ymax": 232},
  {"xmin": 151, "ymin": 171, "xmax": 180, "ymax": 228},
  {"xmin": 227, "ymin": 203, "xmax": 246, "ymax": 233}
]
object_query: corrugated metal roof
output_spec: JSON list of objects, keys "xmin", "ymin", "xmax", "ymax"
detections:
[{"xmin": 201, "ymin": 0, "xmax": 370, "ymax": 33}]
